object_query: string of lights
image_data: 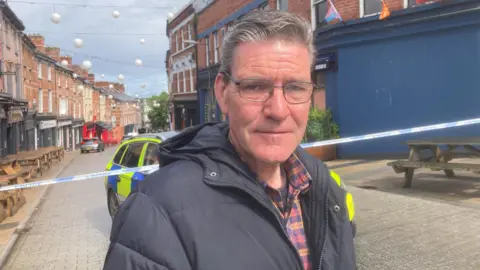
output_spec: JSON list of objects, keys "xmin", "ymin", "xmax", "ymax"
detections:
[
  {"xmin": 7, "ymin": 0, "xmax": 173, "ymax": 9},
  {"xmin": 25, "ymin": 30, "xmax": 166, "ymax": 36},
  {"xmin": 53, "ymin": 46, "xmax": 164, "ymax": 70}
]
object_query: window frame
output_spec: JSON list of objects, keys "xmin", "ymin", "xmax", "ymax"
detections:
[
  {"xmin": 113, "ymin": 144, "xmax": 128, "ymax": 164},
  {"xmin": 120, "ymin": 142, "xmax": 145, "ymax": 168},
  {"xmin": 143, "ymin": 143, "xmax": 159, "ymax": 166}
]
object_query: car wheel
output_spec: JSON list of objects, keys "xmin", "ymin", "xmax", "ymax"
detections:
[{"xmin": 107, "ymin": 189, "xmax": 120, "ymax": 220}]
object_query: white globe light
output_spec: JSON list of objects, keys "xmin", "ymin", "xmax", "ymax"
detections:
[
  {"xmin": 135, "ymin": 59, "xmax": 142, "ymax": 66},
  {"xmin": 73, "ymin": 73, "xmax": 78, "ymax": 79},
  {"xmin": 101, "ymin": 74, "xmax": 105, "ymax": 78},
  {"xmin": 51, "ymin": 13, "xmax": 61, "ymax": 24},
  {"xmin": 73, "ymin": 38, "xmax": 83, "ymax": 48},
  {"xmin": 139, "ymin": 38, "xmax": 145, "ymax": 44},
  {"xmin": 81, "ymin": 60, "xmax": 92, "ymax": 70},
  {"xmin": 140, "ymin": 83, "xmax": 146, "ymax": 88},
  {"xmin": 112, "ymin": 10, "xmax": 120, "ymax": 18},
  {"xmin": 77, "ymin": 84, "xmax": 85, "ymax": 91},
  {"xmin": 60, "ymin": 60, "xmax": 68, "ymax": 67},
  {"xmin": 117, "ymin": 74, "xmax": 124, "ymax": 81},
  {"xmin": 108, "ymin": 94, "xmax": 113, "ymax": 99},
  {"xmin": 167, "ymin": 12, "xmax": 174, "ymax": 20},
  {"xmin": 109, "ymin": 84, "xmax": 114, "ymax": 89}
]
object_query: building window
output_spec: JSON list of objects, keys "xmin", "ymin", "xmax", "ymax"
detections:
[
  {"xmin": 363, "ymin": 0, "xmax": 382, "ymax": 16},
  {"xmin": 190, "ymin": 68, "xmax": 194, "ymax": 92},
  {"xmin": 48, "ymin": 90, "xmax": 53, "ymax": 112},
  {"xmin": 277, "ymin": 0, "xmax": 287, "ymax": 11},
  {"xmin": 47, "ymin": 66, "xmax": 52, "ymax": 80},
  {"xmin": 176, "ymin": 32, "xmax": 179, "ymax": 52},
  {"xmin": 176, "ymin": 73, "xmax": 180, "ymax": 93},
  {"xmin": 38, "ymin": 89, "xmax": 43, "ymax": 112},
  {"xmin": 188, "ymin": 24, "xmax": 192, "ymax": 40},
  {"xmin": 407, "ymin": 0, "xmax": 428, "ymax": 7},
  {"xmin": 314, "ymin": 0, "xmax": 328, "ymax": 26},
  {"xmin": 213, "ymin": 31, "xmax": 219, "ymax": 63},
  {"xmin": 183, "ymin": 70, "xmax": 187, "ymax": 92},
  {"xmin": 205, "ymin": 36, "xmax": 210, "ymax": 66},
  {"xmin": 181, "ymin": 28, "xmax": 185, "ymax": 49},
  {"xmin": 37, "ymin": 63, "xmax": 42, "ymax": 79}
]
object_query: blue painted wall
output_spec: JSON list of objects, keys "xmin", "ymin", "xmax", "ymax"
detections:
[{"xmin": 320, "ymin": 0, "xmax": 480, "ymax": 157}]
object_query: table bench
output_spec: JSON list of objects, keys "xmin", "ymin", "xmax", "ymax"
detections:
[{"xmin": 387, "ymin": 137, "xmax": 480, "ymax": 188}]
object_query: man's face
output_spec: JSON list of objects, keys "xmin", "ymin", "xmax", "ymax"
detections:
[{"xmin": 215, "ymin": 40, "xmax": 312, "ymax": 164}]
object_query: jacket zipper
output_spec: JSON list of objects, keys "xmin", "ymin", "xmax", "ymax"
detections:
[{"xmin": 205, "ymin": 180, "xmax": 305, "ymax": 270}]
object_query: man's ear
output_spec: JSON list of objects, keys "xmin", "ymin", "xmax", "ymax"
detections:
[{"xmin": 214, "ymin": 73, "xmax": 228, "ymax": 115}]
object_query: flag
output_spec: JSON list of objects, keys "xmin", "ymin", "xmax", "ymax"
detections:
[
  {"xmin": 324, "ymin": 0, "xmax": 343, "ymax": 23},
  {"xmin": 379, "ymin": 0, "xmax": 391, "ymax": 20}
]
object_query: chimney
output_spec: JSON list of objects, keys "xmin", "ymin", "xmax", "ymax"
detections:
[
  {"xmin": 45, "ymin": 46, "xmax": 60, "ymax": 61},
  {"xmin": 28, "ymin": 34, "xmax": 45, "ymax": 52},
  {"xmin": 59, "ymin": 56, "xmax": 72, "ymax": 65},
  {"xmin": 115, "ymin": 83, "xmax": 125, "ymax": 92},
  {"xmin": 94, "ymin": 81, "xmax": 110, "ymax": 89},
  {"xmin": 87, "ymin": 73, "xmax": 95, "ymax": 83}
]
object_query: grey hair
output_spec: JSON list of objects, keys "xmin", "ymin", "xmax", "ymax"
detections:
[{"xmin": 219, "ymin": 9, "xmax": 315, "ymax": 77}]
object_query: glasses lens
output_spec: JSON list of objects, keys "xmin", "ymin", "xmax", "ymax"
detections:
[
  {"xmin": 238, "ymin": 79, "xmax": 273, "ymax": 101},
  {"xmin": 284, "ymin": 82, "xmax": 314, "ymax": 104}
]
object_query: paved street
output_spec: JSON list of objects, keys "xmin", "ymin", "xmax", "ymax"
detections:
[
  {"xmin": 4, "ymin": 148, "xmax": 116, "ymax": 270},
  {"xmin": 2, "ymin": 151, "xmax": 480, "ymax": 269}
]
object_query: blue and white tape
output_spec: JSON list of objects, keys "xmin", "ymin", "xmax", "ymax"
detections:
[{"xmin": 1, "ymin": 116, "xmax": 480, "ymax": 192}]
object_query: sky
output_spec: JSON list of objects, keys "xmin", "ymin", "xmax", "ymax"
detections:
[{"xmin": 9, "ymin": 0, "xmax": 191, "ymax": 98}]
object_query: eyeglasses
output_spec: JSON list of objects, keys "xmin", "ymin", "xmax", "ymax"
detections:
[{"xmin": 223, "ymin": 72, "xmax": 316, "ymax": 104}]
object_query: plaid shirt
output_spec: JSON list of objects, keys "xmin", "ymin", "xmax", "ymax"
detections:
[{"xmin": 261, "ymin": 154, "xmax": 312, "ymax": 270}]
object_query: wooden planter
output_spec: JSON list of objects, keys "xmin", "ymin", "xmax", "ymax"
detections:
[{"xmin": 304, "ymin": 144, "xmax": 337, "ymax": 161}]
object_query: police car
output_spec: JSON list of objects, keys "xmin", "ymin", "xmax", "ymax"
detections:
[{"xmin": 105, "ymin": 131, "xmax": 179, "ymax": 219}]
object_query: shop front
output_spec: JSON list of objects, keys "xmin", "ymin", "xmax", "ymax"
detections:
[
  {"xmin": 0, "ymin": 107, "xmax": 6, "ymax": 158},
  {"xmin": 172, "ymin": 97, "xmax": 198, "ymax": 130},
  {"xmin": 72, "ymin": 118, "xmax": 84, "ymax": 150},
  {"xmin": 57, "ymin": 117, "xmax": 73, "ymax": 150},
  {"xmin": 37, "ymin": 116, "xmax": 57, "ymax": 148},
  {"xmin": 6, "ymin": 109, "xmax": 24, "ymax": 155},
  {"xmin": 24, "ymin": 112, "xmax": 36, "ymax": 151},
  {"xmin": 315, "ymin": 0, "xmax": 480, "ymax": 157},
  {"xmin": 197, "ymin": 65, "xmax": 221, "ymax": 125}
]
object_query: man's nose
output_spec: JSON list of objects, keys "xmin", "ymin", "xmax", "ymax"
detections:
[{"xmin": 263, "ymin": 86, "xmax": 290, "ymax": 121}]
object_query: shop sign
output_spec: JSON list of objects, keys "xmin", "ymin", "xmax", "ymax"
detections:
[
  {"xmin": 39, "ymin": 120, "xmax": 57, "ymax": 130},
  {"xmin": 58, "ymin": 120, "xmax": 72, "ymax": 127},
  {"xmin": 8, "ymin": 110, "xmax": 23, "ymax": 124}
]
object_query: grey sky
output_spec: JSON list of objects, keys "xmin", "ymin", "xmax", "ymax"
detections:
[{"xmin": 9, "ymin": 0, "xmax": 190, "ymax": 98}]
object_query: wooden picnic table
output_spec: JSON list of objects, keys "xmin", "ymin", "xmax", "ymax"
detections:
[
  {"xmin": 387, "ymin": 137, "xmax": 480, "ymax": 188},
  {"xmin": 0, "ymin": 156, "xmax": 27, "ymax": 222}
]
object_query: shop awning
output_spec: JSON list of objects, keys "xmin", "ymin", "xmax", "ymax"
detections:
[{"xmin": 96, "ymin": 121, "xmax": 113, "ymax": 130}]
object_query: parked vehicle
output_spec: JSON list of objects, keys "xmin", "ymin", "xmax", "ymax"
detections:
[
  {"xmin": 80, "ymin": 137, "xmax": 105, "ymax": 153},
  {"xmin": 104, "ymin": 131, "xmax": 179, "ymax": 219}
]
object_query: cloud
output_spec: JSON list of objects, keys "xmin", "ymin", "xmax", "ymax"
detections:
[{"xmin": 9, "ymin": 0, "xmax": 190, "ymax": 98}]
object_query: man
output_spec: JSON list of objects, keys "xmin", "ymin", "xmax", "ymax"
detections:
[{"xmin": 104, "ymin": 10, "xmax": 356, "ymax": 270}]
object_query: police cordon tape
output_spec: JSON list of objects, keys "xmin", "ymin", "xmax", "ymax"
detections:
[{"xmin": 1, "ymin": 116, "xmax": 480, "ymax": 192}]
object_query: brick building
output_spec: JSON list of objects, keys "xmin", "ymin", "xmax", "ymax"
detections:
[
  {"xmin": 21, "ymin": 34, "xmax": 39, "ymax": 151},
  {"xmin": 0, "ymin": 2, "xmax": 28, "ymax": 157},
  {"xmin": 166, "ymin": 2, "xmax": 199, "ymax": 131},
  {"xmin": 195, "ymin": 0, "xmax": 273, "ymax": 124},
  {"xmin": 29, "ymin": 35, "xmax": 59, "ymax": 149}
]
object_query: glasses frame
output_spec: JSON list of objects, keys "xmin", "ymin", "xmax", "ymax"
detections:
[{"xmin": 222, "ymin": 72, "xmax": 319, "ymax": 104}]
